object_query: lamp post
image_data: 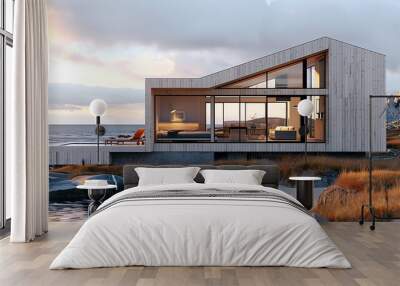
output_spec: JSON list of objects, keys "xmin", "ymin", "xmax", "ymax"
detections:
[
  {"xmin": 89, "ymin": 99, "xmax": 107, "ymax": 164},
  {"xmin": 360, "ymin": 94, "xmax": 400, "ymax": 231},
  {"xmin": 297, "ymin": 99, "xmax": 315, "ymax": 164}
]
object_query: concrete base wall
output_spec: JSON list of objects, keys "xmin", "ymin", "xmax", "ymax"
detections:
[{"xmin": 110, "ymin": 152, "xmax": 214, "ymax": 165}]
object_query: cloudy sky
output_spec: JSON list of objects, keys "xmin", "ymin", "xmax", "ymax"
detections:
[{"xmin": 48, "ymin": 0, "xmax": 400, "ymax": 124}]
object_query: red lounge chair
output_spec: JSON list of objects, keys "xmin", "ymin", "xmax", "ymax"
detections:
[{"xmin": 105, "ymin": 128, "xmax": 145, "ymax": 145}]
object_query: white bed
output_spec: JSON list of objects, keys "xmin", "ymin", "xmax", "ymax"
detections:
[{"xmin": 50, "ymin": 183, "xmax": 350, "ymax": 269}]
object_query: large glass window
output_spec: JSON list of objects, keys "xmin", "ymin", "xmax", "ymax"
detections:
[
  {"xmin": 5, "ymin": 0, "xmax": 13, "ymax": 32},
  {"xmin": 1, "ymin": 0, "xmax": 14, "ymax": 229},
  {"xmin": 221, "ymin": 73, "xmax": 266, "ymax": 88},
  {"xmin": 307, "ymin": 96, "xmax": 325, "ymax": 142},
  {"xmin": 214, "ymin": 96, "xmax": 241, "ymax": 142},
  {"xmin": 267, "ymin": 97, "xmax": 301, "ymax": 141},
  {"xmin": 307, "ymin": 54, "xmax": 326, "ymax": 88},
  {"xmin": 206, "ymin": 97, "xmax": 211, "ymax": 133},
  {"xmin": 155, "ymin": 95, "xmax": 211, "ymax": 142},
  {"xmin": 241, "ymin": 96, "xmax": 267, "ymax": 142},
  {"xmin": 218, "ymin": 53, "xmax": 327, "ymax": 89},
  {"xmin": 214, "ymin": 96, "xmax": 267, "ymax": 142},
  {"xmin": 154, "ymin": 95, "xmax": 325, "ymax": 144},
  {"xmin": 267, "ymin": 62, "xmax": 303, "ymax": 88}
]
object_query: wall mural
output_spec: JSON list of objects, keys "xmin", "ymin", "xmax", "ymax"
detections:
[{"xmin": 48, "ymin": 1, "xmax": 400, "ymax": 222}]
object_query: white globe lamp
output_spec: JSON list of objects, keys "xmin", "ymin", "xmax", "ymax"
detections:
[
  {"xmin": 297, "ymin": 99, "xmax": 314, "ymax": 116},
  {"xmin": 297, "ymin": 99, "xmax": 315, "ymax": 164},
  {"xmin": 89, "ymin": 99, "xmax": 107, "ymax": 164},
  {"xmin": 89, "ymin": 99, "xmax": 107, "ymax": 117}
]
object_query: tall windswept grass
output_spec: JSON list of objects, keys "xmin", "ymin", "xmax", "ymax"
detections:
[
  {"xmin": 51, "ymin": 165, "xmax": 123, "ymax": 178},
  {"xmin": 276, "ymin": 155, "xmax": 400, "ymax": 180},
  {"xmin": 387, "ymin": 132, "xmax": 400, "ymax": 148},
  {"xmin": 334, "ymin": 169, "xmax": 400, "ymax": 192},
  {"xmin": 276, "ymin": 155, "xmax": 368, "ymax": 180},
  {"xmin": 313, "ymin": 169, "xmax": 400, "ymax": 221}
]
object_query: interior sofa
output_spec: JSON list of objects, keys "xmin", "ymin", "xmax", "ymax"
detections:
[
  {"xmin": 269, "ymin": 126, "xmax": 297, "ymax": 140},
  {"xmin": 157, "ymin": 130, "xmax": 211, "ymax": 141}
]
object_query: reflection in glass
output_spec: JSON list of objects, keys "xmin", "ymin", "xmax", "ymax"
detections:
[
  {"xmin": 6, "ymin": 0, "xmax": 14, "ymax": 33},
  {"xmin": 241, "ymin": 96, "xmax": 267, "ymax": 142},
  {"xmin": 267, "ymin": 62, "xmax": 303, "ymax": 88},
  {"xmin": 155, "ymin": 96, "xmax": 211, "ymax": 142},
  {"xmin": 267, "ymin": 97, "xmax": 301, "ymax": 141},
  {"xmin": 307, "ymin": 54, "xmax": 326, "ymax": 88},
  {"xmin": 214, "ymin": 96, "xmax": 240, "ymax": 142},
  {"xmin": 153, "ymin": 95, "xmax": 325, "ymax": 143},
  {"xmin": 222, "ymin": 73, "xmax": 266, "ymax": 88},
  {"xmin": 206, "ymin": 97, "xmax": 211, "ymax": 132},
  {"xmin": 307, "ymin": 96, "xmax": 325, "ymax": 142}
]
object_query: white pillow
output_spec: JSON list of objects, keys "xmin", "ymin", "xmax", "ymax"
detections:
[
  {"xmin": 200, "ymin": 169, "xmax": 265, "ymax": 185},
  {"xmin": 135, "ymin": 167, "xmax": 200, "ymax": 186}
]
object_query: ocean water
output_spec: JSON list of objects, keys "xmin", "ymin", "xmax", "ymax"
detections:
[
  {"xmin": 49, "ymin": 201, "xmax": 89, "ymax": 222},
  {"xmin": 49, "ymin": 124, "xmax": 145, "ymax": 145},
  {"xmin": 49, "ymin": 124, "xmax": 145, "ymax": 220}
]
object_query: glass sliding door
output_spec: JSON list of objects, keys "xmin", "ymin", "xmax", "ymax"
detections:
[
  {"xmin": 214, "ymin": 96, "xmax": 240, "ymax": 142},
  {"xmin": 0, "ymin": 30, "xmax": 3, "ymax": 229},
  {"xmin": 1, "ymin": 0, "xmax": 14, "ymax": 229},
  {"xmin": 307, "ymin": 96, "xmax": 326, "ymax": 142},
  {"xmin": 154, "ymin": 94, "xmax": 325, "ymax": 144},
  {"xmin": 267, "ymin": 97, "xmax": 301, "ymax": 142},
  {"xmin": 307, "ymin": 54, "xmax": 326, "ymax": 88},
  {"xmin": 240, "ymin": 96, "xmax": 267, "ymax": 142},
  {"xmin": 214, "ymin": 102, "xmax": 224, "ymax": 134},
  {"xmin": 205, "ymin": 96, "xmax": 211, "ymax": 134}
]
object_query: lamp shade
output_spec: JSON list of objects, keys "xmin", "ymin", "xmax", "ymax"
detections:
[
  {"xmin": 89, "ymin": 99, "xmax": 107, "ymax": 117},
  {"xmin": 297, "ymin": 99, "xmax": 314, "ymax": 116}
]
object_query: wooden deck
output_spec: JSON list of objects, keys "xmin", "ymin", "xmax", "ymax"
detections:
[{"xmin": 0, "ymin": 221, "xmax": 399, "ymax": 286}]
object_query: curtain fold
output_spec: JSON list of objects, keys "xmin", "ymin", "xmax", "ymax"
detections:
[{"xmin": 9, "ymin": 0, "xmax": 49, "ymax": 242}]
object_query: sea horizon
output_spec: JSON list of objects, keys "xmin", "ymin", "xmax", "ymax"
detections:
[{"xmin": 49, "ymin": 124, "xmax": 145, "ymax": 145}]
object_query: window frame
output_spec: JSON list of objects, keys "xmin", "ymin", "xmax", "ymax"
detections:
[
  {"xmin": 1, "ymin": 0, "xmax": 14, "ymax": 230},
  {"xmin": 219, "ymin": 52, "xmax": 327, "ymax": 90},
  {"xmin": 153, "ymin": 94, "xmax": 327, "ymax": 144}
]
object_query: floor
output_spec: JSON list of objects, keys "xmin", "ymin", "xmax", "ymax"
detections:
[{"xmin": 0, "ymin": 221, "xmax": 399, "ymax": 286}]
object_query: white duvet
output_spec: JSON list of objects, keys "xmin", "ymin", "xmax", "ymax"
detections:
[{"xmin": 50, "ymin": 183, "xmax": 351, "ymax": 269}]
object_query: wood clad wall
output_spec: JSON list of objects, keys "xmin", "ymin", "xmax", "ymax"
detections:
[
  {"xmin": 145, "ymin": 37, "xmax": 386, "ymax": 153},
  {"xmin": 49, "ymin": 146, "xmax": 111, "ymax": 165},
  {"xmin": 327, "ymin": 39, "xmax": 385, "ymax": 152},
  {"xmin": 49, "ymin": 146, "xmax": 146, "ymax": 165},
  {"xmin": 200, "ymin": 37, "xmax": 330, "ymax": 87}
]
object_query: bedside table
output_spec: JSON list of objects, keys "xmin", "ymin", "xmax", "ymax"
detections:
[
  {"xmin": 289, "ymin": 177, "xmax": 321, "ymax": 210},
  {"xmin": 77, "ymin": 184, "xmax": 117, "ymax": 215}
]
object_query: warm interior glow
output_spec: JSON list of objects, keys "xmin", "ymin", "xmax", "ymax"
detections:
[{"xmin": 158, "ymin": 122, "xmax": 200, "ymax": 131}]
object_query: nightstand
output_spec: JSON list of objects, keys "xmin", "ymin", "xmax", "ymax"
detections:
[
  {"xmin": 76, "ymin": 184, "xmax": 117, "ymax": 215},
  {"xmin": 289, "ymin": 177, "xmax": 321, "ymax": 210}
]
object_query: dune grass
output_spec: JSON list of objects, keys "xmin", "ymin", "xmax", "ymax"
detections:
[
  {"xmin": 51, "ymin": 164, "xmax": 123, "ymax": 178},
  {"xmin": 276, "ymin": 155, "xmax": 400, "ymax": 179},
  {"xmin": 313, "ymin": 169, "xmax": 400, "ymax": 221},
  {"xmin": 387, "ymin": 136, "xmax": 400, "ymax": 148},
  {"xmin": 51, "ymin": 155, "xmax": 400, "ymax": 181},
  {"xmin": 276, "ymin": 155, "xmax": 365, "ymax": 179},
  {"xmin": 51, "ymin": 155, "xmax": 400, "ymax": 221}
]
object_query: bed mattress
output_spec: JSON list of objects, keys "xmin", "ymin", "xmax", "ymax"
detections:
[{"xmin": 50, "ymin": 183, "xmax": 351, "ymax": 269}]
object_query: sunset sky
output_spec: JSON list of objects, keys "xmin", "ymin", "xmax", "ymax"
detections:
[{"xmin": 47, "ymin": 0, "xmax": 400, "ymax": 124}]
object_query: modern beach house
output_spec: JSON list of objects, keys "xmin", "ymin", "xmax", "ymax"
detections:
[
  {"xmin": 145, "ymin": 37, "xmax": 386, "ymax": 153},
  {"xmin": 49, "ymin": 37, "xmax": 387, "ymax": 164}
]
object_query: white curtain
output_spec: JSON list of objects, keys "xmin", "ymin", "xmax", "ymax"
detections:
[{"xmin": 9, "ymin": 0, "xmax": 49, "ymax": 242}]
